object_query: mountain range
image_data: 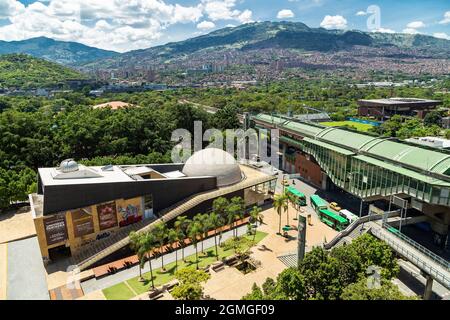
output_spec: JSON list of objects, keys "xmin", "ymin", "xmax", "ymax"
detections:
[
  {"xmin": 83, "ymin": 21, "xmax": 450, "ymax": 70},
  {"xmin": 0, "ymin": 21, "xmax": 449, "ymax": 76},
  {"xmin": 0, "ymin": 37, "xmax": 118, "ymax": 66}
]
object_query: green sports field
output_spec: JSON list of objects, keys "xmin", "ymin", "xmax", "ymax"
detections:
[{"xmin": 320, "ymin": 121, "xmax": 374, "ymax": 132}]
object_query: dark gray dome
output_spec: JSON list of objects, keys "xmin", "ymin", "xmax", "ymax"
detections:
[{"xmin": 182, "ymin": 148, "xmax": 242, "ymax": 187}]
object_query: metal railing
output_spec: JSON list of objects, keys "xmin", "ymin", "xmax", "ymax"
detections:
[
  {"xmin": 372, "ymin": 226, "xmax": 450, "ymax": 288},
  {"xmin": 381, "ymin": 222, "xmax": 450, "ymax": 271}
]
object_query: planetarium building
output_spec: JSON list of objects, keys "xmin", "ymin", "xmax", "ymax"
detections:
[{"xmin": 29, "ymin": 148, "xmax": 277, "ymax": 266}]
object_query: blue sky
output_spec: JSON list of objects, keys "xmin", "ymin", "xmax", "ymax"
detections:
[{"xmin": 1, "ymin": 0, "xmax": 448, "ymax": 52}]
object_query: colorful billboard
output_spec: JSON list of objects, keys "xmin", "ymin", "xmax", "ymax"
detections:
[
  {"xmin": 71, "ymin": 208, "xmax": 94, "ymax": 238},
  {"xmin": 97, "ymin": 202, "xmax": 118, "ymax": 230},
  {"xmin": 44, "ymin": 214, "xmax": 68, "ymax": 246}
]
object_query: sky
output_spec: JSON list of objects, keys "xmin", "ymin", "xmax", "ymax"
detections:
[{"xmin": 0, "ymin": 0, "xmax": 448, "ymax": 52}]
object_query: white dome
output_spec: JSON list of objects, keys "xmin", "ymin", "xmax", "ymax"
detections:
[{"xmin": 182, "ymin": 148, "xmax": 243, "ymax": 187}]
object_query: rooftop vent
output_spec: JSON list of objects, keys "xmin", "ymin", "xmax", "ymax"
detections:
[{"xmin": 59, "ymin": 159, "xmax": 79, "ymax": 173}]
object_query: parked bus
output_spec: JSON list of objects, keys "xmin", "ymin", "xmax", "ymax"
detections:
[
  {"xmin": 310, "ymin": 195, "xmax": 328, "ymax": 212},
  {"xmin": 339, "ymin": 209, "xmax": 359, "ymax": 224},
  {"xmin": 318, "ymin": 209, "xmax": 349, "ymax": 231},
  {"xmin": 286, "ymin": 186, "xmax": 307, "ymax": 206}
]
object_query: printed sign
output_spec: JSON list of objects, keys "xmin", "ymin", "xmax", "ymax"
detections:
[
  {"xmin": 44, "ymin": 214, "xmax": 68, "ymax": 246},
  {"xmin": 97, "ymin": 202, "xmax": 118, "ymax": 230},
  {"xmin": 72, "ymin": 208, "xmax": 94, "ymax": 238}
]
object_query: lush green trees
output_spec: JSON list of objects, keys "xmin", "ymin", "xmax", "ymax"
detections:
[
  {"xmin": 341, "ymin": 278, "xmax": 415, "ymax": 300},
  {"xmin": 0, "ymin": 166, "xmax": 37, "ymax": 209},
  {"xmin": 171, "ymin": 268, "xmax": 211, "ymax": 300},
  {"xmin": 153, "ymin": 223, "xmax": 168, "ymax": 271},
  {"xmin": 226, "ymin": 197, "xmax": 245, "ymax": 237},
  {"xmin": 243, "ymin": 234, "xmax": 406, "ymax": 301}
]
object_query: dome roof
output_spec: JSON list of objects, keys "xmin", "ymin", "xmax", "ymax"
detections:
[
  {"xmin": 182, "ymin": 148, "xmax": 243, "ymax": 187},
  {"xmin": 59, "ymin": 159, "xmax": 79, "ymax": 173}
]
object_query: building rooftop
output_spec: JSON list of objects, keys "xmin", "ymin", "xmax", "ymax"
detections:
[
  {"xmin": 358, "ymin": 97, "xmax": 442, "ymax": 106},
  {"xmin": 253, "ymin": 113, "xmax": 450, "ymax": 181}
]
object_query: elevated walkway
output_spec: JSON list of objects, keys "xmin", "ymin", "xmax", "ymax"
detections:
[
  {"xmin": 74, "ymin": 173, "xmax": 276, "ymax": 271},
  {"xmin": 324, "ymin": 212, "xmax": 450, "ymax": 290}
]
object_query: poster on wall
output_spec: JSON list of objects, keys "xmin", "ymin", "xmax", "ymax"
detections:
[
  {"xmin": 118, "ymin": 203, "xmax": 142, "ymax": 227},
  {"xmin": 72, "ymin": 208, "xmax": 94, "ymax": 238},
  {"xmin": 97, "ymin": 202, "xmax": 118, "ymax": 230},
  {"xmin": 44, "ymin": 214, "xmax": 68, "ymax": 246}
]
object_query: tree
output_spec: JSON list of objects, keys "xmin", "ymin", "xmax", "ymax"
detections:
[
  {"xmin": 129, "ymin": 231, "xmax": 145, "ymax": 281},
  {"xmin": 193, "ymin": 213, "xmax": 211, "ymax": 254},
  {"xmin": 275, "ymin": 268, "xmax": 307, "ymax": 300},
  {"xmin": 167, "ymin": 228, "xmax": 182, "ymax": 271},
  {"xmin": 226, "ymin": 197, "xmax": 245, "ymax": 238},
  {"xmin": 212, "ymin": 197, "xmax": 229, "ymax": 220},
  {"xmin": 341, "ymin": 278, "xmax": 416, "ymax": 300},
  {"xmin": 187, "ymin": 221, "xmax": 203, "ymax": 270},
  {"xmin": 208, "ymin": 212, "xmax": 225, "ymax": 260},
  {"xmin": 174, "ymin": 216, "xmax": 191, "ymax": 262},
  {"xmin": 142, "ymin": 231, "xmax": 156, "ymax": 289},
  {"xmin": 249, "ymin": 206, "xmax": 263, "ymax": 242},
  {"xmin": 171, "ymin": 267, "xmax": 211, "ymax": 300},
  {"xmin": 153, "ymin": 223, "xmax": 168, "ymax": 271},
  {"xmin": 423, "ymin": 111, "xmax": 442, "ymax": 127},
  {"xmin": 273, "ymin": 193, "xmax": 288, "ymax": 235}
]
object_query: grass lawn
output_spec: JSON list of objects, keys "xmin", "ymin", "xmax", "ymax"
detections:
[
  {"xmin": 103, "ymin": 282, "xmax": 136, "ymax": 300},
  {"xmin": 102, "ymin": 231, "xmax": 268, "ymax": 299},
  {"xmin": 321, "ymin": 121, "xmax": 374, "ymax": 132}
]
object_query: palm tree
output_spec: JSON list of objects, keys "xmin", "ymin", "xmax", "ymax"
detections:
[
  {"xmin": 174, "ymin": 216, "xmax": 191, "ymax": 262},
  {"xmin": 193, "ymin": 213, "xmax": 210, "ymax": 255},
  {"xmin": 227, "ymin": 197, "xmax": 245, "ymax": 238},
  {"xmin": 208, "ymin": 212, "xmax": 225, "ymax": 260},
  {"xmin": 286, "ymin": 192, "xmax": 295, "ymax": 225},
  {"xmin": 153, "ymin": 223, "xmax": 168, "ymax": 271},
  {"xmin": 188, "ymin": 222, "xmax": 202, "ymax": 270},
  {"xmin": 249, "ymin": 206, "xmax": 264, "ymax": 242},
  {"xmin": 212, "ymin": 197, "xmax": 229, "ymax": 220},
  {"xmin": 129, "ymin": 231, "xmax": 145, "ymax": 281},
  {"xmin": 273, "ymin": 193, "xmax": 288, "ymax": 235},
  {"xmin": 167, "ymin": 228, "xmax": 181, "ymax": 271},
  {"xmin": 141, "ymin": 231, "xmax": 156, "ymax": 289}
]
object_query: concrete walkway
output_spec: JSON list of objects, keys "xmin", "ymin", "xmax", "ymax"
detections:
[
  {"xmin": 7, "ymin": 237, "xmax": 49, "ymax": 300},
  {"xmin": 81, "ymin": 224, "xmax": 249, "ymax": 294}
]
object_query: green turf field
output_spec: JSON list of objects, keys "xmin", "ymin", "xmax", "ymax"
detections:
[{"xmin": 321, "ymin": 121, "xmax": 374, "ymax": 132}]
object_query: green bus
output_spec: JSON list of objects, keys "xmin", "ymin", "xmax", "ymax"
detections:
[
  {"xmin": 310, "ymin": 195, "xmax": 328, "ymax": 212},
  {"xmin": 318, "ymin": 209, "xmax": 349, "ymax": 231},
  {"xmin": 286, "ymin": 186, "xmax": 307, "ymax": 206}
]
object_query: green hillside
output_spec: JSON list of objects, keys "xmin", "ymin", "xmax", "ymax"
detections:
[{"xmin": 0, "ymin": 54, "xmax": 87, "ymax": 89}]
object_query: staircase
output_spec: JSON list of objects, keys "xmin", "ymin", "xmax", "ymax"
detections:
[{"xmin": 74, "ymin": 174, "xmax": 276, "ymax": 271}]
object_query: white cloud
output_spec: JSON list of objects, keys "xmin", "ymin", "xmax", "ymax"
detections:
[
  {"xmin": 402, "ymin": 28, "xmax": 420, "ymax": 35},
  {"xmin": 197, "ymin": 20, "xmax": 215, "ymax": 30},
  {"xmin": 277, "ymin": 9, "xmax": 295, "ymax": 19},
  {"xmin": 356, "ymin": 11, "xmax": 367, "ymax": 16},
  {"xmin": 439, "ymin": 11, "xmax": 450, "ymax": 25},
  {"xmin": 320, "ymin": 15, "xmax": 347, "ymax": 30},
  {"xmin": 200, "ymin": 0, "xmax": 252, "ymax": 23},
  {"xmin": 0, "ymin": 0, "xmax": 254, "ymax": 52},
  {"xmin": 433, "ymin": 32, "xmax": 450, "ymax": 40},
  {"xmin": 0, "ymin": 0, "xmax": 24, "ymax": 19},
  {"xmin": 371, "ymin": 28, "xmax": 396, "ymax": 34},
  {"xmin": 406, "ymin": 21, "xmax": 425, "ymax": 29}
]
